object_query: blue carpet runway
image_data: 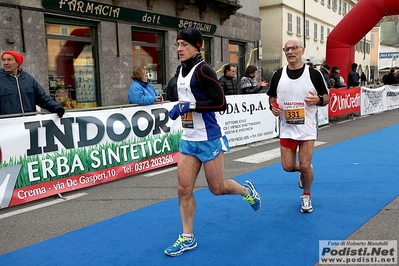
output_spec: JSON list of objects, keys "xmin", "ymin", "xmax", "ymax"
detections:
[{"xmin": 1, "ymin": 125, "xmax": 398, "ymax": 266}]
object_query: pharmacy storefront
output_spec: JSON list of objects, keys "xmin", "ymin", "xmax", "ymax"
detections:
[{"xmin": 0, "ymin": 0, "xmax": 261, "ymax": 110}]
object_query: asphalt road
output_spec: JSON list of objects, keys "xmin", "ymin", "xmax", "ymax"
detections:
[{"xmin": 1, "ymin": 109, "xmax": 398, "ymax": 257}]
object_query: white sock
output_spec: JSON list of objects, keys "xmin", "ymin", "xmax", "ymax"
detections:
[{"xmin": 182, "ymin": 233, "xmax": 193, "ymax": 240}]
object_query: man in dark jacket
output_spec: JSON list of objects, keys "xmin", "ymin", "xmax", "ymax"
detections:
[
  {"xmin": 347, "ymin": 63, "xmax": 360, "ymax": 88},
  {"xmin": 218, "ymin": 64, "xmax": 238, "ymax": 95},
  {"xmin": 0, "ymin": 50, "xmax": 64, "ymax": 117},
  {"xmin": 383, "ymin": 68, "xmax": 397, "ymax": 85}
]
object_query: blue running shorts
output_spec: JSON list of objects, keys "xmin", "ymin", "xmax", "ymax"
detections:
[{"xmin": 179, "ymin": 135, "xmax": 230, "ymax": 163}]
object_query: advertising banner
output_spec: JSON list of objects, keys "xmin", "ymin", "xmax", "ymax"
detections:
[
  {"xmin": 360, "ymin": 86, "xmax": 385, "ymax": 116},
  {"xmin": 219, "ymin": 94, "xmax": 278, "ymax": 147},
  {"xmin": 329, "ymin": 88, "xmax": 361, "ymax": 117},
  {"xmin": 385, "ymin": 85, "xmax": 399, "ymax": 110},
  {"xmin": 0, "ymin": 95, "xmax": 281, "ymax": 208},
  {"xmin": 318, "ymin": 105, "xmax": 329, "ymax": 126},
  {"xmin": 0, "ymin": 103, "xmax": 181, "ymax": 208}
]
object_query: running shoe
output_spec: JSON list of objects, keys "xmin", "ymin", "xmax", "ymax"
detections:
[
  {"xmin": 243, "ymin": 180, "xmax": 262, "ymax": 212},
  {"xmin": 164, "ymin": 234, "xmax": 197, "ymax": 256},
  {"xmin": 300, "ymin": 195, "xmax": 313, "ymax": 213}
]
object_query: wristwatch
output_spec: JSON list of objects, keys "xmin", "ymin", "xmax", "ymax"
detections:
[
  {"xmin": 189, "ymin": 102, "xmax": 196, "ymax": 110},
  {"xmin": 317, "ymin": 95, "xmax": 323, "ymax": 106}
]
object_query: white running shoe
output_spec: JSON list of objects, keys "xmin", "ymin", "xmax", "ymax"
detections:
[{"xmin": 300, "ymin": 195, "xmax": 313, "ymax": 213}]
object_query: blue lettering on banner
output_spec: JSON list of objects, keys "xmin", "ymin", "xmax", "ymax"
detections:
[{"xmin": 379, "ymin": 52, "xmax": 399, "ymax": 59}]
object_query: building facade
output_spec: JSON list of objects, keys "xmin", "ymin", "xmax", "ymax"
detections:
[
  {"xmin": 0, "ymin": 0, "xmax": 262, "ymax": 111},
  {"xmin": 259, "ymin": 0, "xmax": 371, "ymax": 84}
]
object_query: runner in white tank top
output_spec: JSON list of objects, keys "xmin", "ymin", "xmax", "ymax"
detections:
[
  {"xmin": 267, "ymin": 38, "xmax": 330, "ymax": 214},
  {"xmin": 277, "ymin": 64, "xmax": 318, "ymax": 140},
  {"xmin": 164, "ymin": 28, "xmax": 262, "ymax": 257}
]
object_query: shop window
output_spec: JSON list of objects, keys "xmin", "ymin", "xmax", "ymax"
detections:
[
  {"xmin": 201, "ymin": 38, "xmax": 211, "ymax": 63},
  {"xmin": 132, "ymin": 29, "xmax": 165, "ymax": 95},
  {"xmin": 46, "ymin": 20, "xmax": 98, "ymax": 110}
]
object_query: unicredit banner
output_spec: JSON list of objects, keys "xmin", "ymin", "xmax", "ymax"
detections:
[{"xmin": 328, "ymin": 88, "xmax": 361, "ymax": 117}]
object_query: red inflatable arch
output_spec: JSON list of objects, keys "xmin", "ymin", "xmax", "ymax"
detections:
[{"xmin": 326, "ymin": 0, "xmax": 399, "ymax": 79}]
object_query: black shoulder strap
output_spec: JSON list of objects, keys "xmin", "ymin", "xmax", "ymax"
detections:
[{"xmin": 174, "ymin": 65, "xmax": 182, "ymax": 77}]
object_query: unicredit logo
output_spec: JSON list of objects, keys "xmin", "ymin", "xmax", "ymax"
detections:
[{"xmin": 330, "ymin": 92, "xmax": 360, "ymax": 113}]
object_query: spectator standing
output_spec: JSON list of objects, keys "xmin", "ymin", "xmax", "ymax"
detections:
[
  {"xmin": 360, "ymin": 72, "xmax": 367, "ymax": 86},
  {"xmin": 128, "ymin": 67, "xmax": 163, "ymax": 105},
  {"xmin": 240, "ymin": 65, "xmax": 268, "ymax": 94},
  {"xmin": 347, "ymin": 63, "xmax": 360, "ymax": 88},
  {"xmin": 382, "ymin": 71, "xmax": 389, "ymax": 84},
  {"xmin": 330, "ymin": 66, "xmax": 346, "ymax": 88},
  {"xmin": 383, "ymin": 68, "xmax": 397, "ymax": 85},
  {"xmin": 218, "ymin": 64, "xmax": 238, "ymax": 95},
  {"xmin": 0, "ymin": 50, "xmax": 65, "ymax": 117},
  {"xmin": 164, "ymin": 28, "xmax": 261, "ymax": 257},
  {"xmin": 320, "ymin": 64, "xmax": 332, "ymax": 88}
]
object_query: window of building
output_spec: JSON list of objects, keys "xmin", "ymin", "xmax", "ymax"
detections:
[
  {"xmin": 45, "ymin": 17, "xmax": 99, "ymax": 110},
  {"xmin": 200, "ymin": 38, "xmax": 211, "ymax": 64},
  {"xmin": 287, "ymin": 13, "xmax": 293, "ymax": 34},
  {"xmin": 131, "ymin": 29, "xmax": 165, "ymax": 95},
  {"xmin": 327, "ymin": 28, "xmax": 331, "ymax": 36},
  {"xmin": 314, "ymin": 23, "xmax": 318, "ymax": 41},
  {"xmin": 332, "ymin": 0, "xmax": 337, "ymax": 11},
  {"xmin": 343, "ymin": 2, "xmax": 347, "ymax": 15},
  {"xmin": 338, "ymin": 0, "xmax": 342, "ymax": 14},
  {"xmin": 356, "ymin": 40, "xmax": 371, "ymax": 54},
  {"xmin": 228, "ymin": 42, "xmax": 245, "ymax": 83},
  {"xmin": 305, "ymin": 19, "xmax": 310, "ymax": 38},
  {"xmin": 320, "ymin": 25, "xmax": 325, "ymax": 42},
  {"xmin": 321, "ymin": 0, "xmax": 325, "ymax": 5},
  {"xmin": 356, "ymin": 42, "xmax": 361, "ymax": 52},
  {"xmin": 327, "ymin": 0, "xmax": 331, "ymax": 8},
  {"xmin": 296, "ymin": 16, "xmax": 301, "ymax": 36}
]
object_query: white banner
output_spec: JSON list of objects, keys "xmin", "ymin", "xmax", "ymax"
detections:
[
  {"xmin": 360, "ymin": 86, "xmax": 385, "ymax": 116},
  {"xmin": 385, "ymin": 85, "xmax": 399, "ymax": 110},
  {"xmin": 0, "ymin": 93, "xmax": 334, "ymax": 208},
  {"xmin": 0, "ymin": 103, "xmax": 180, "ymax": 163},
  {"xmin": 318, "ymin": 105, "xmax": 329, "ymax": 126},
  {"xmin": 219, "ymin": 94, "xmax": 278, "ymax": 147}
]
